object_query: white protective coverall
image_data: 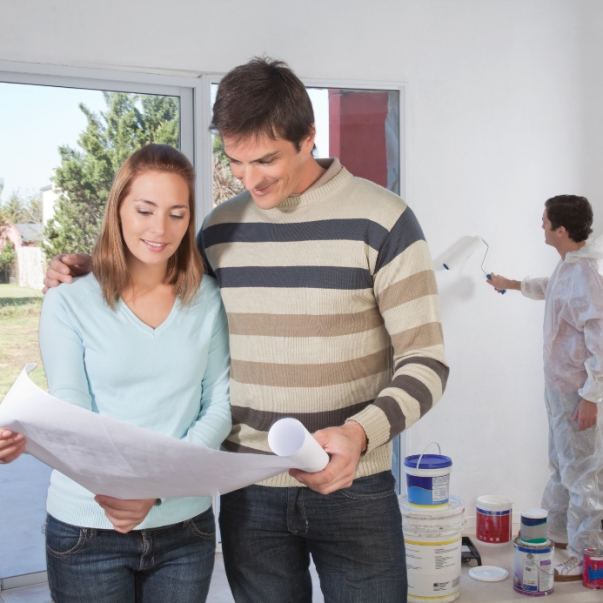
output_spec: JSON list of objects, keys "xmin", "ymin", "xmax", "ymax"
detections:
[{"xmin": 521, "ymin": 237, "xmax": 603, "ymax": 557}]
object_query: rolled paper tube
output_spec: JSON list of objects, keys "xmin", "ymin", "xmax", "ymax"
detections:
[{"xmin": 268, "ymin": 418, "xmax": 329, "ymax": 473}]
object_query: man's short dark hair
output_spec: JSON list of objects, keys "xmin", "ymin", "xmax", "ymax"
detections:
[
  {"xmin": 545, "ymin": 195, "xmax": 593, "ymax": 243},
  {"xmin": 211, "ymin": 57, "xmax": 314, "ymax": 150}
]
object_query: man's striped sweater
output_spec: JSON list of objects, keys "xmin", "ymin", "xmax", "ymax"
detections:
[{"xmin": 198, "ymin": 160, "xmax": 449, "ymax": 487}]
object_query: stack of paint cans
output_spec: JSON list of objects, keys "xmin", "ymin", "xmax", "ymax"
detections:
[
  {"xmin": 401, "ymin": 446, "xmax": 465, "ymax": 603},
  {"xmin": 513, "ymin": 508, "xmax": 554, "ymax": 596}
]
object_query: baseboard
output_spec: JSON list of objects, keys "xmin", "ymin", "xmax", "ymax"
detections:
[{"xmin": 0, "ymin": 570, "xmax": 48, "ymax": 592}]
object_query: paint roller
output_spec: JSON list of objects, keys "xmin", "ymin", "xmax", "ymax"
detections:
[{"xmin": 442, "ymin": 236, "xmax": 506, "ymax": 293}]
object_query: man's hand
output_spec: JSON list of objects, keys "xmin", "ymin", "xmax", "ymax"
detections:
[
  {"xmin": 43, "ymin": 253, "xmax": 92, "ymax": 293},
  {"xmin": 571, "ymin": 399, "xmax": 598, "ymax": 431},
  {"xmin": 289, "ymin": 420, "xmax": 367, "ymax": 495},
  {"xmin": 94, "ymin": 496, "xmax": 156, "ymax": 533},
  {"xmin": 0, "ymin": 430, "xmax": 26, "ymax": 464},
  {"xmin": 487, "ymin": 272, "xmax": 521, "ymax": 293}
]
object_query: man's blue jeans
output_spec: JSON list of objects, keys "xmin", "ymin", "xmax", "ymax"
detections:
[
  {"xmin": 46, "ymin": 509, "xmax": 216, "ymax": 603},
  {"xmin": 219, "ymin": 471, "xmax": 407, "ymax": 603}
]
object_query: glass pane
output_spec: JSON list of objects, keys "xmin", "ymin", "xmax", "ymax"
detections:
[
  {"xmin": 0, "ymin": 81, "xmax": 181, "ymax": 580},
  {"xmin": 209, "ymin": 82, "xmax": 402, "ymax": 491},
  {"xmin": 210, "ymin": 83, "xmax": 244, "ymax": 206},
  {"xmin": 307, "ymin": 87, "xmax": 400, "ymax": 194},
  {"xmin": 210, "ymin": 84, "xmax": 400, "ymax": 207}
]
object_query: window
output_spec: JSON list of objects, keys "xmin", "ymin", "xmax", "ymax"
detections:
[
  {"xmin": 210, "ymin": 81, "xmax": 404, "ymax": 206},
  {"xmin": 208, "ymin": 78, "xmax": 405, "ymax": 491},
  {"xmin": 0, "ymin": 67, "xmax": 406, "ymax": 587},
  {"xmin": 0, "ymin": 64, "xmax": 197, "ymax": 584}
]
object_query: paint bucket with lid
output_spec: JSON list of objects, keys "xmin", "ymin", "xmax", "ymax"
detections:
[
  {"xmin": 513, "ymin": 537, "xmax": 554, "ymax": 596},
  {"xmin": 404, "ymin": 443, "xmax": 452, "ymax": 509},
  {"xmin": 399, "ymin": 495, "xmax": 466, "ymax": 603},
  {"xmin": 520, "ymin": 509, "xmax": 548, "ymax": 545},
  {"xmin": 583, "ymin": 548, "xmax": 603, "ymax": 589},
  {"xmin": 476, "ymin": 495, "xmax": 512, "ymax": 544}
]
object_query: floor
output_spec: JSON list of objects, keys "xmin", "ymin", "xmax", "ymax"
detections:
[
  {"xmin": 1, "ymin": 543, "xmax": 601, "ymax": 603},
  {"xmin": 1, "ymin": 458, "xmax": 600, "ymax": 601}
]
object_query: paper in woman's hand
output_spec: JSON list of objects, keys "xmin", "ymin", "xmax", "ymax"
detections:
[{"xmin": 0, "ymin": 365, "xmax": 329, "ymax": 499}]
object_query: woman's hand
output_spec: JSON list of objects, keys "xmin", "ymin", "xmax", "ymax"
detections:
[
  {"xmin": 0, "ymin": 429, "xmax": 26, "ymax": 464},
  {"xmin": 94, "ymin": 496, "xmax": 157, "ymax": 533}
]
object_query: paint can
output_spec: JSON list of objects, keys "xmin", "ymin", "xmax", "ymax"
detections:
[
  {"xmin": 404, "ymin": 443, "xmax": 452, "ymax": 509},
  {"xmin": 520, "ymin": 508, "xmax": 548, "ymax": 545},
  {"xmin": 513, "ymin": 537, "xmax": 554, "ymax": 597},
  {"xmin": 476, "ymin": 495, "xmax": 512, "ymax": 544},
  {"xmin": 583, "ymin": 548, "xmax": 603, "ymax": 589},
  {"xmin": 399, "ymin": 494, "xmax": 466, "ymax": 603}
]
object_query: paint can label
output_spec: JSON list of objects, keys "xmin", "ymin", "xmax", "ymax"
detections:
[
  {"xmin": 476, "ymin": 508, "xmax": 512, "ymax": 543},
  {"xmin": 432, "ymin": 474, "xmax": 450, "ymax": 503},
  {"xmin": 407, "ymin": 473, "xmax": 450, "ymax": 506},
  {"xmin": 520, "ymin": 510, "xmax": 548, "ymax": 544},
  {"xmin": 406, "ymin": 537, "xmax": 461, "ymax": 573},
  {"xmin": 513, "ymin": 539, "xmax": 554, "ymax": 595},
  {"xmin": 583, "ymin": 548, "xmax": 603, "ymax": 589},
  {"xmin": 405, "ymin": 537, "xmax": 462, "ymax": 598}
]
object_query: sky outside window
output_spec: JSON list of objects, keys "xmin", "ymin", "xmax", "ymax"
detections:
[{"xmin": 0, "ymin": 83, "xmax": 107, "ymax": 197}]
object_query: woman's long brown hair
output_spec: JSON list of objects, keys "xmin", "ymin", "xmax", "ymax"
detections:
[{"xmin": 92, "ymin": 144, "xmax": 203, "ymax": 308}]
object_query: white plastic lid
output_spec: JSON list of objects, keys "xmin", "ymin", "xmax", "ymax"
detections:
[
  {"xmin": 468, "ymin": 566, "xmax": 508, "ymax": 582},
  {"xmin": 521, "ymin": 508, "xmax": 548, "ymax": 519},
  {"xmin": 476, "ymin": 494, "xmax": 512, "ymax": 512}
]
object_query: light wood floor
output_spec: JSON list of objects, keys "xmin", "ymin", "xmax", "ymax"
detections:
[{"xmin": 1, "ymin": 541, "xmax": 601, "ymax": 602}]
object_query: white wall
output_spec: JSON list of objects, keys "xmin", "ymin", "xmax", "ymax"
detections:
[{"xmin": 2, "ymin": 0, "xmax": 600, "ymax": 525}]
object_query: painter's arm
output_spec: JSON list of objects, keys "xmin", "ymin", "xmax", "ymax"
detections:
[
  {"xmin": 520, "ymin": 277, "xmax": 549, "ymax": 300},
  {"xmin": 487, "ymin": 273, "xmax": 522, "ymax": 292}
]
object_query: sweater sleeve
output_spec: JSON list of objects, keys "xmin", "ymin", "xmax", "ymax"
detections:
[
  {"xmin": 182, "ymin": 295, "xmax": 232, "ymax": 448},
  {"xmin": 348, "ymin": 208, "xmax": 449, "ymax": 451},
  {"xmin": 38, "ymin": 288, "xmax": 93, "ymax": 410},
  {"xmin": 521, "ymin": 277, "xmax": 549, "ymax": 300}
]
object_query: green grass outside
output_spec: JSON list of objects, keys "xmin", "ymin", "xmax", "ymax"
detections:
[
  {"xmin": 0, "ymin": 284, "xmax": 48, "ymax": 403},
  {"xmin": 0, "ymin": 284, "xmax": 44, "ymax": 299}
]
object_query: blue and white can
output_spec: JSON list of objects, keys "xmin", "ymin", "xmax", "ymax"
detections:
[{"xmin": 404, "ymin": 453, "xmax": 452, "ymax": 508}]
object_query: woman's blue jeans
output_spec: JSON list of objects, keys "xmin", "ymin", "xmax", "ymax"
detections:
[
  {"xmin": 219, "ymin": 471, "xmax": 407, "ymax": 603},
  {"xmin": 46, "ymin": 508, "xmax": 216, "ymax": 603}
]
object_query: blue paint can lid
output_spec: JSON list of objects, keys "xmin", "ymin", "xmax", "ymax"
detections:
[{"xmin": 404, "ymin": 454, "xmax": 452, "ymax": 469}]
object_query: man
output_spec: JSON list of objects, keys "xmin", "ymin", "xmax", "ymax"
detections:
[
  {"xmin": 45, "ymin": 58, "xmax": 449, "ymax": 602},
  {"xmin": 489, "ymin": 195, "xmax": 603, "ymax": 582}
]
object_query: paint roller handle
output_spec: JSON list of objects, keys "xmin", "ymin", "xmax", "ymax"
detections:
[{"xmin": 487, "ymin": 274, "xmax": 507, "ymax": 294}]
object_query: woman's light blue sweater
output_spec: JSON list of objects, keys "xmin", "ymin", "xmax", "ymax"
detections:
[{"xmin": 39, "ymin": 273, "xmax": 231, "ymax": 530}]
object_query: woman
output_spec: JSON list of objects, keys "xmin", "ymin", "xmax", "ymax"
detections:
[{"xmin": 0, "ymin": 144, "xmax": 231, "ymax": 603}]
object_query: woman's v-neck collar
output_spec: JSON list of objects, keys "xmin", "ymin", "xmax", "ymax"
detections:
[{"xmin": 118, "ymin": 296, "xmax": 180, "ymax": 336}]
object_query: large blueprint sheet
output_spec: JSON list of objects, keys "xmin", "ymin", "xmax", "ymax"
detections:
[{"xmin": 0, "ymin": 365, "xmax": 328, "ymax": 499}]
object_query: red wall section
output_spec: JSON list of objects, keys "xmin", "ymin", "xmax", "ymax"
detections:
[{"xmin": 328, "ymin": 90, "xmax": 389, "ymax": 188}]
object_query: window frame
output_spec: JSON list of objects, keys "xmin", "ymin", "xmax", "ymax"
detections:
[
  {"xmin": 200, "ymin": 74, "xmax": 407, "ymax": 211},
  {"xmin": 0, "ymin": 59, "xmax": 203, "ymax": 226},
  {"xmin": 0, "ymin": 60, "xmax": 409, "ymax": 486},
  {"xmin": 202, "ymin": 74, "xmax": 408, "ymax": 489}
]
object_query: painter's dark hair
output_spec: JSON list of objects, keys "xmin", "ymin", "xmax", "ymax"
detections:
[
  {"xmin": 211, "ymin": 57, "xmax": 314, "ymax": 150},
  {"xmin": 545, "ymin": 195, "xmax": 593, "ymax": 243}
]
